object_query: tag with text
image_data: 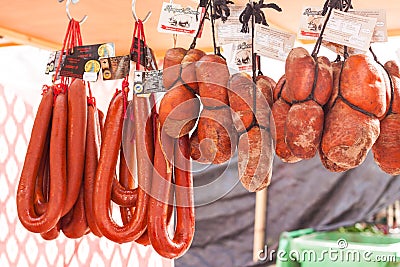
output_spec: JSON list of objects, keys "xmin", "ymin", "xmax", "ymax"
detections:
[
  {"xmin": 323, "ymin": 9, "xmax": 377, "ymax": 52},
  {"xmin": 298, "ymin": 6, "xmax": 326, "ymax": 40},
  {"xmin": 133, "ymin": 70, "xmax": 166, "ymax": 94},
  {"xmin": 255, "ymin": 25, "xmax": 296, "ymax": 61},
  {"xmin": 157, "ymin": 2, "xmax": 203, "ymax": 36},
  {"xmin": 100, "ymin": 56, "xmax": 130, "ymax": 81},
  {"xmin": 216, "ymin": 6, "xmax": 251, "ymax": 46}
]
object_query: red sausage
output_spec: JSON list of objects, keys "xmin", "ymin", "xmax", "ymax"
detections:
[
  {"xmin": 148, "ymin": 127, "xmax": 194, "ymax": 259},
  {"xmin": 93, "ymin": 93, "xmax": 153, "ymax": 243},
  {"xmin": 63, "ymin": 79, "xmax": 87, "ymax": 216},
  {"xmin": 17, "ymin": 89, "xmax": 67, "ymax": 233}
]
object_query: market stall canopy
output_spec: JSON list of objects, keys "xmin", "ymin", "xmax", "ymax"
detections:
[{"xmin": 0, "ymin": 0, "xmax": 399, "ymax": 57}]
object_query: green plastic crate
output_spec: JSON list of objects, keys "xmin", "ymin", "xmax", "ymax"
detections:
[{"xmin": 276, "ymin": 229, "xmax": 400, "ymax": 267}]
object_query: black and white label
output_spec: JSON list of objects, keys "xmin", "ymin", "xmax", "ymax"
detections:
[{"xmin": 133, "ymin": 70, "xmax": 166, "ymax": 94}]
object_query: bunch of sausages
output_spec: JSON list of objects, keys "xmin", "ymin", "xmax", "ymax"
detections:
[
  {"xmin": 17, "ymin": 75, "xmax": 196, "ymax": 258},
  {"xmin": 159, "ymin": 48, "xmax": 276, "ymax": 192},
  {"xmin": 272, "ymin": 47, "xmax": 400, "ymax": 175},
  {"xmin": 17, "ymin": 80, "xmax": 95, "ymax": 239}
]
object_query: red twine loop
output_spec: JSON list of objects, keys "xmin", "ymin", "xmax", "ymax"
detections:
[{"xmin": 53, "ymin": 19, "xmax": 83, "ymax": 87}]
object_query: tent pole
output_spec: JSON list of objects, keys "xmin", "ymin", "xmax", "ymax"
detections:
[{"xmin": 253, "ymin": 188, "xmax": 268, "ymax": 262}]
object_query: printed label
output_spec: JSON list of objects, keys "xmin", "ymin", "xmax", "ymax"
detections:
[
  {"xmin": 100, "ymin": 56, "xmax": 130, "ymax": 81},
  {"xmin": 254, "ymin": 25, "xmax": 295, "ymax": 61},
  {"xmin": 348, "ymin": 9, "xmax": 387, "ymax": 42},
  {"xmin": 298, "ymin": 6, "xmax": 326, "ymax": 40},
  {"xmin": 60, "ymin": 57, "xmax": 100, "ymax": 81},
  {"xmin": 130, "ymin": 37, "xmax": 158, "ymax": 71},
  {"xmin": 298, "ymin": 7, "xmax": 386, "ymax": 43},
  {"xmin": 323, "ymin": 10, "xmax": 377, "ymax": 51},
  {"xmin": 71, "ymin": 43, "xmax": 115, "ymax": 58},
  {"xmin": 216, "ymin": 6, "xmax": 251, "ymax": 46},
  {"xmin": 228, "ymin": 41, "xmax": 252, "ymax": 72},
  {"xmin": 133, "ymin": 70, "xmax": 166, "ymax": 94},
  {"xmin": 157, "ymin": 2, "xmax": 203, "ymax": 36}
]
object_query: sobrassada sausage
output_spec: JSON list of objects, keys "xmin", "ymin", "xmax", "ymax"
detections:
[
  {"xmin": 228, "ymin": 72, "xmax": 274, "ymax": 191},
  {"xmin": 284, "ymin": 48, "xmax": 333, "ymax": 159},
  {"xmin": 159, "ymin": 48, "xmax": 204, "ymax": 137},
  {"xmin": 321, "ymin": 55, "xmax": 388, "ymax": 169},
  {"xmin": 17, "ymin": 88, "xmax": 67, "ymax": 233},
  {"xmin": 271, "ymin": 76, "xmax": 301, "ymax": 163},
  {"xmin": 196, "ymin": 55, "xmax": 236, "ymax": 164},
  {"xmin": 372, "ymin": 61, "xmax": 400, "ymax": 174},
  {"xmin": 63, "ymin": 79, "xmax": 87, "ymax": 216},
  {"xmin": 319, "ymin": 62, "xmax": 350, "ymax": 172}
]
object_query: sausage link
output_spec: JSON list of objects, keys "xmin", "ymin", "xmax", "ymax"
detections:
[
  {"xmin": 84, "ymin": 105, "xmax": 103, "ymax": 236},
  {"xmin": 61, "ymin": 182, "xmax": 90, "ymax": 238},
  {"xmin": 93, "ymin": 93, "xmax": 153, "ymax": 243},
  {"xmin": 63, "ymin": 79, "xmax": 87, "ymax": 216},
  {"xmin": 148, "ymin": 128, "xmax": 194, "ymax": 259},
  {"xmin": 17, "ymin": 89, "xmax": 67, "ymax": 233},
  {"xmin": 196, "ymin": 55, "xmax": 236, "ymax": 164}
]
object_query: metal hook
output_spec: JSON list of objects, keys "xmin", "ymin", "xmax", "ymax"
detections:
[
  {"xmin": 66, "ymin": 0, "xmax": 88, "ymax": 24},
  {"xmin": 132, "ymin": 0, "xmax": 152, "ymax": 23}
]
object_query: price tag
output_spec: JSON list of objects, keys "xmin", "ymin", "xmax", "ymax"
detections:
[
  {"xmin": 157, "ymin": 2, "xmax": 203, "ymax": 36},
  {"xmin": 298, "ymin": 6, "xmax": 326, "ymax": 40},
  {"xmin": 133, "ymin": 70, "xmax": 166, "ymax": 94},
  {"xmin": 254, "ymin": 25, "xmax": 295, "ymax": 61},
  {"xmin": 216, "ymin": 6, "xmax": 251, "ymax": 46},
  {"xmin": 45, "ymin": 51, "xmax": 64, "ymax": 75},
  {"xmin": 323, "ymin": 10, "xmax": 377, "ymax": 52},
  {"xmin": 100, "ymin": 56, "xmax": 130, "ymax": 81}
]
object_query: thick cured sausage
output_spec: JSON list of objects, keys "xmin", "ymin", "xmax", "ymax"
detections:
[
  {"xmin": 319, "ymin": 61, "xmax": 349, "ymax": 172},
  {"xmin": 17, "ymin": 89, "xmax": 67, "ymax": 233},
  {"xmin": 372, "ymin": 61, "xmax": 400, "ymax": 174},
  {"xmin": 271, "ymin": 76, "xmax": 300, "ymax": 163},
  {"xmin": 284, "ymin": 48, "xmax": 333, "ymax": 159},
  {"xmin": 321, "ymin": 55, "xmax": 389, "ymax": 169},
  {"xmin": 148, "ymin": 123, "xmax": 194, "ymax": 259},
  {"xmin": 63, "ymin": 79, "xmax": 87, "ymax": 216},
  {"xmin": 159, "ymin": 48, "xmax": 204, "ymax": 137},
  {"xmin": 196, "ymin": 55, "xmax": 236, "ymax": 164},
  {"xmin": 228, "ymin": 73, "xmax": 274, "ymax": 191}
]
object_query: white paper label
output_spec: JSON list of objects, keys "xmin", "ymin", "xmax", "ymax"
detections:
[
  {"xmin": 348, "ymin": 9, "xmax": 387, "ymax": 42},
  {"xmin": 298, "ymin": 7, "xmax": 386, "ymax": 43},
  {"xmin": 157, "ymin": 2, "xmax": 202, "ymax": 36},
  {"xmin": 323, "ymin": 10, "xmax": 377, "ymax": 52},
  {"xmin": 83, "ymin": 72, "xmax": 98, "ymax": 82},
  {"xmin": 228, "ymin": 41, "xmax": 252, "ymax": 72},
  {"xmin": 298, "ymin": 6, "xmax": 326, "ymax": 40},
  {"xmin": 254, "ymin": 25, "xmax": 295, "ymax": 61},
  {"xmin": 216, "ymin": 6, "xmax": 251, "ymax": 46},
  {"xmin": 396, "ymin": 49, "xmax": 400, "ymax": 62}
]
